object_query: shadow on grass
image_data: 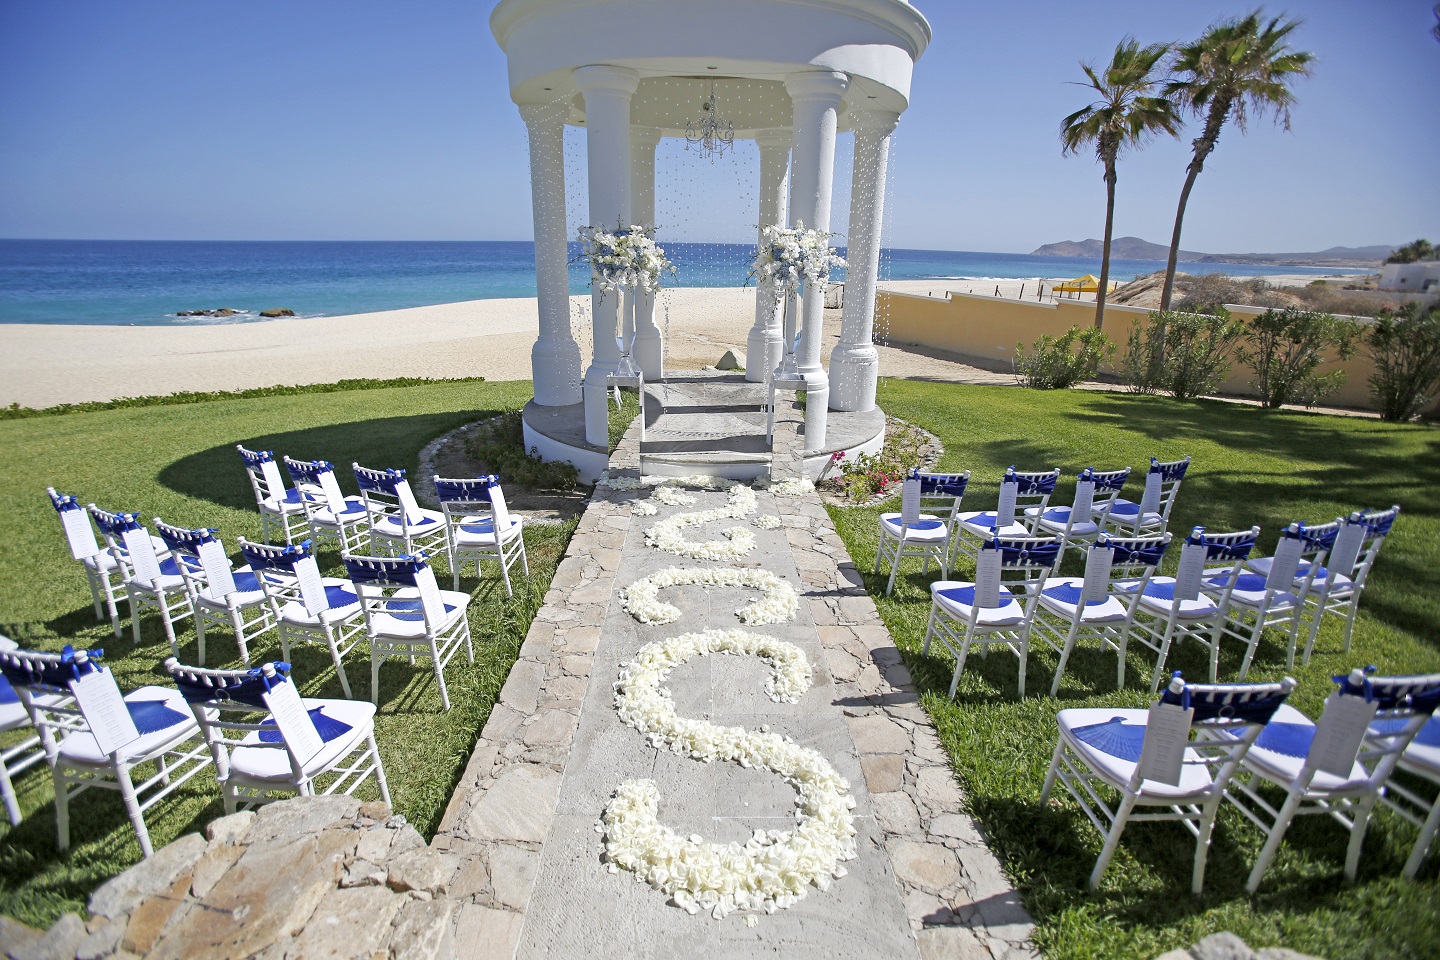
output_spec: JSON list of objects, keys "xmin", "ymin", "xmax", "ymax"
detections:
[{"xmin": 156, "ymin": 409, "xmax": 509, "ymax": 512}]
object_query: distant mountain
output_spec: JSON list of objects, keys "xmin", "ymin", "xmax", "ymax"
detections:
[
  {"xmin": 1196, "ymin": 245, "xmax": 1395, "ymax": 267},
  {"xmin": 1030, "ymin": 236, "xmax": 1205, "ymax": 260},
  {"xmin": 1031, "ymin": 237, "xmax": 1394, "ymax": 268}
]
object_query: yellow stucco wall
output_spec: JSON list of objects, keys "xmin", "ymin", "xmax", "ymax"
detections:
[{"xmin": 875, "ymin": 290, "xmax": 1430, "ymax": 415}]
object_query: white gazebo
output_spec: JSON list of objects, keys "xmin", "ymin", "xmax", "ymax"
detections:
[{"xmin": 491, "ymin": 0, "xmax": 930, "ymax": 479}]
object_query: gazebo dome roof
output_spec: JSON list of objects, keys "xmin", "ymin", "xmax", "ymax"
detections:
[{"xmin": 490, "ymin": 0, "xmax": 930, "ymax": 130}]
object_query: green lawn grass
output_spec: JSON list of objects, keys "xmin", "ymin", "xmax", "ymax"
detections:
[
  {"xmin": 829, "ymin": 379, "xmax": 1440, "ymax": 960},
  {"xmin": 0, "ymin": 380, "xmax": 575, "ymax": 928}
]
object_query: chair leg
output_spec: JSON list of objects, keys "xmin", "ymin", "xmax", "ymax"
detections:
[
  {"xmin": 433, "ymin": 640, "xmax": 451, "ymax": 712},
  {"xmin": 1403, "ymin": 790, "xmax": 1440, "ymax": 880},
  {"xmin": 1149, "ymin": 620, "xmax": 1179, "ymax": 693},
  {"xmin": 0, "ymin": 760, "xmax": 20, "ymax": 827},
  {"xmin": 54, "ymin": 769, "xmax": 70, "ymax": 852},
  {"xmin": 325, "ymin": 631, "xmax": 353, "ymax": 700},
  {"xmin": 1342, "ymin": 601, "xmax": 1359, "ymax": 653},
  {"xmin": 1247, "ymin": 788, "xmax": 1305, "ymax": 894},
  {"xmin": 519, "ymin": 538, "xmax": 530, "ymax": 577},
  {"xmin": 1090, "ymin": 791, "xmax": 1139, "ymax": 889},
  {"xmin": 1039, "ymin": 738, "xmax": 1065, "ymax": 804},
  {"xmin": 1301, "ymin": 597, "xmax": 1324, "ymax": 665},
  {"xmin": 85, "ymin": 571, "xmax": 104, "ymax": 621},
  {"xmin": 371, "ymin": 642, "xmax": 383, "ymax": 706},
  {"xmin": 1049, "ymin": 620, "xmax": 1083, "ymax": 698},
  {"xmin": 130, "ymin": 596, "xmax": 143, "ymax": 645},
  {"xmin": 1191, "ymin": 797, "xmax": 1223, "ymax": 895},
  {"xmin": 1344, "ymin": 794, "xmax": 1380, "ymax": 880},
  {"xmin": 369, "ymin": 734, "xmax": 391, "ymax": 806},
  {"xmin": 115, "ymin": 763, "xmax": 154, "ymax": 857},
  {"xmin": 1236, "ymin": 617, "xmax": 1264, "ymax": 681},
  {"xmin": 922, "ymin": 606, "xmax": 937, "ymax": 657},
  {"xmin": 948, "ymin": 625, "xmax": 978, "ymax": 700}
]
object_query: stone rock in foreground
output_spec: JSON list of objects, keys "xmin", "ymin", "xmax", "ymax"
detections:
[
  {"xmin": 259, "ymin": 307, "xmax": 296, "ymax": 317},
  {"xmin": 1153, "ymin": 932, "xmax": 1327, "ymax": 960},
  {"xmin": 716, "ymin": 349, "xmax": 745, "ymax": 370}
]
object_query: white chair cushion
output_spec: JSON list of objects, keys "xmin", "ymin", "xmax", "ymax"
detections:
[
  {"xmin": 194, "ymin": 567, "xmax": 268, "ymax": 610},
  {"xmin": 1037, "ymin": 578, "xmax": 1128, "ymax": 623},
  {"xmin": 1036, "ymin": 508, "xmax": 1099, "ymax": 536},
  {"xmin": 1205, "ymin": 568, "xmax": 1301, "ymax": 609},
  {"xmin": 260, "ymin": 488, "xmax": 309, "ymax": 514},
  {"xmin": 228, "ymin": 697, "xmax": 376, "ymax": 783},
  {"xmin": 1395, "ymin": 716, "xmax": 1440, "ymax": 779},
  {"xmin": 81, "ymin": 551, "xmax": 121, "ymax": 574},
  {"xmin": 372, "ymin": 509, "xmax": 446, "ymax": 537},
  {"xmin": 57, "ymin": 686, "xmax": 198, "ymax": 766},
  {"xmin": 1239, "ymin": 703, "xmax": 1370, "ymax": 794},
  {"xmin": 1248, "ymin": 556, "xmax": 1353, "ymax": 590},
  {"xmin": 452, "ymin": 516, "xmax": 522, "ymax": 547},
  {"xmin": 880, "ymin": 513, "xmax": 949, "ymax": 543},
  {"xmin": 931, "ymin": 582, "xmax": 1025, "ymax": 626},
  {"xmin": 1107, "ymin": 500, "xmax": 1163, "ymax": 527},
  {"xmin": 311, "ymin": 498, "xmax": 369, "ymax": 525},
  {"xmin": 1122, "ymin": 578, "xmax": 1219, "ymax": 619},
  {"xmin": 956, "ymin": 511, "xmax": 1030, "ymax": 539},
  {"xmin": 1058, "ymin": 707, "xmax": 1216, "ymax": 801},
  {"xmin": 280, "ymin": 579, "xmax": 362, "ymax": 626},
  {"xmin": 369, "ymin": 588, "xmax": 471, "ymax": 637}
]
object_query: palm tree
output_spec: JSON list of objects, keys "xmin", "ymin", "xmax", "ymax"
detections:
[
  {"xmin": 1158, "ymin": 11, "xmax": 1315, "ymax": 310},
  {"xmin": 1386, "ymin": 239, "xmax": 1435, "ymax": 264},
  {"xmin": 1061, "ymin": 38, "xmax": 1181, "ymax": 329}
]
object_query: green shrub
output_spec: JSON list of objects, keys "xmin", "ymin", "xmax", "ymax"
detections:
[
  {"xmin": 1122, "ymin": 309, "xmax": 1245, "ymax": 400},
  {"xmin": 1012, "ymin": 326, "xmax": 1114, "ymax": 389},
  {"xmin": 463, "ymin": 411, "xmax": 579, "ymax": 491},
  {"xmin": 1235, "ymin": 307, "xmax": 1362, "ymax": 408},
  {"xmin": 1366, "ymin": 301, "xmax": 1440, "ymax": 421}
]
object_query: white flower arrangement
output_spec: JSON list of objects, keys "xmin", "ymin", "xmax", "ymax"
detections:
[
  {"xmin": 757, "ymin": 475, "xmax": 815, "ymax": 498},
  {"xmin": 621, "ymin": 567, "xmax": 799, "ymax": 626},
  {"xmin": 578, "ymin": 223, "xmax": 676, "ymax": 295},
  {"xmin": 644, "ymin": 484, "xmax": 759, "ymax": 561},
  {"xmin": 752, "ymin": 515, "xmax": 782, "ymax": 530},
  {"xmin": 750, "ymin": 222, "xmax": 846, "ymax": 296},
  {"xmin": 651, "ymin": 485, "xmax": 698, "ymax": 507},
  {"xmin": 600, "ymin": 629, "xmax": 856, "ymax": 919},
  {"xmin": 598, "ymin": 472, "xmax": 739, "ymax": 492},
  {"xmin": 632, "ymin": 501, "xmax": 659, "ymax": 516}
]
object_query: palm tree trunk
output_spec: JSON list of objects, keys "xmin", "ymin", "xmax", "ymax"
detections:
[
  {"xmin": 1095, "ymin": 162, "xmax": 1117, "ymax": 330},
  {"xmin": 1158, "ymin": 162, "xmax": 1202, "ymax": 311}
]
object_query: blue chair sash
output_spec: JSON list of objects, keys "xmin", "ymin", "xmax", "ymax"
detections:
[
  {"xmin": 173, "ymin": 662, "xmax": 293, "ymax": 708},
  {"xmin": 127, "ymin": 700, "xmax": 192, "ymax": 735},
  {"xmin": 1073, "ymin": 716, "xmax": 1146, "ymax": 762},
  {"xmin": 0, "ymin": 646, "xmax": 104, "ymax": 688}
]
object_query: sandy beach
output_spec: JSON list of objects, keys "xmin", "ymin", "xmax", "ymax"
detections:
[{"xmin": 0, "ymin": 275, "xmax": 1342, "ymax": 408}]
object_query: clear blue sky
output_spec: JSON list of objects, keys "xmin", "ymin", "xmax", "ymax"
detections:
[{"xmin": 1, "ymin": 0, "xmax": 1436, "ymax": 254}]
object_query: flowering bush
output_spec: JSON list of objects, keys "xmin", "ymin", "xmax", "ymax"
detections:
[
  {"xmin": 750, "ymin": 222, "xmax": 845, "ymax": 296},
  {"xmin": 600, "ymin": 630, "xmax": 856, "ymax": 919},
  {"xmin": 577, "ymin": 222, "xmax": 676, "ymax": 295},
  {"xmin": 819, "ymin": 420, "xmax": 930, "ymax": 504}
]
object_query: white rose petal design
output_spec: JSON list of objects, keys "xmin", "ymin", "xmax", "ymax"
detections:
[
  {"xmin": 644, "ymin": 484, "xmax": 759, "ymax": 561},
  {"xmin": 601, "ymin": 630, "xmax": 856, "ymax": 920},
  {"xmin": 621, "ymin": 567, "xmax": 799, "ymax": 625}
]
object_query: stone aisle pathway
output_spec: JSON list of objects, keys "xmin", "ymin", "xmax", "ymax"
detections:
[{"xmin": 436, "ymin": 398, "xmax": 1038, "ymax": 960}]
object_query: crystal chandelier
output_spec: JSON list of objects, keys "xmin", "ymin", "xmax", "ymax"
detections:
[{"xmin": 684, "ymin": 80, "xmax": 735, "ymax": 160}]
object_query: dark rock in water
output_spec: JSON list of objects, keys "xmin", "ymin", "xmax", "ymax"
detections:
[
  {"xmin": 177, "ymin": 308, "xmax": 241, "ymax": 317},
  {"xmin": 259, "ymin": 308, "xmax": 296, "ymax": 318}
]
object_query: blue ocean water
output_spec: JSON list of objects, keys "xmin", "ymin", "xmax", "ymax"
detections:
[{"xmin": 0, "ymin": 239, "xmax": 1366, "ymax": 327}]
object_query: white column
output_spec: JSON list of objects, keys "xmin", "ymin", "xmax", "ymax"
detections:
[
  {"xmin": 519, "ymin": 102, "xmax": 582, "ymax": 407},
  {"xmin": 745, "ymin": 128, "xmax": 792, "ymax": 383},
  {"xmin": 629, "ymin": 125, "xmax": 664, "ymax": 379},
  {"xmin": 830, "ymin": 109, "xmax": 899, "ymax": 413},
  {"xmin": 574, "ymin": 64, "xmax": 639, "ymax": 448},
  {"xmin": 784, "ymin": 70, "xmax": 849, "ymax": 451}
]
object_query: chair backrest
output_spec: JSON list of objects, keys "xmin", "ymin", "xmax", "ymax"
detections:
[
  {"xmin": 912, "ymin": 470, "xmax": 970, "ymax": 526},
  {"xmin": 236, "ymin": 445, "xmax": 291, "ymax": 506},
  {"xmin": 156, "ymin": 519, "xmax": 249, "ymax": 602},
  {"xmin": 354, "ymin": 463, "xmax": 428, "ymax": 530},
  {"xmin": 1138, "ymin": 456, "xmax": 1191, "ymax": 522},
  {"xmin": 1169, "ymin": 525, "xmax": 1261, "ymax": 605},
  {"xmin": 985, "ymin": 535, "xmax": 1064, "ymax": 595},
  {"xmin": 89, "ymin": 507, "xmax": 169, "ymax": 586},
  {"xmin": 344, "ymin": 553, "xmax": 450, "ymax": 630},
  {"xmin": 1122, "ymin": 672, "xmax": 1297, "ymax": 791},
  {"xmin": 166, "ymin": 658, "xmax": 327, "ymax": 778},
  {"xmin": 1085, "ymin": 467, "xmax": 1131, "ymax": 520},
  {"xmin": 47, "ymin": 487, "xmax": 103, "ymax": 560},
  {"xmin": 1006, "ymin": 466, "xmax": 1061, "ymax": 518},
  {"xmin": 239, "ymin": 537, "xmax": 343, "ymax": 616},
  {"xmin": 434, "ymin": 475, "xmax": 509, "ymax": 533},
  {"xmin": 1302, "ymin": 668, "xmax": 1440, "ymax": 792},
  {"xmin": 284, "ymin": 457, "xmax": 350, "ymax": 516},
  {"xmin": 1089, "ymin": 532, "xmax": 1172, "ymax": 602},
  {"xmin": 1342, "ymin": 505, "xmax": 1401, "ymax": 594},
  {"xmin": 0, "ymin": 646, "xmax": 142, "ymax": 756}
]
